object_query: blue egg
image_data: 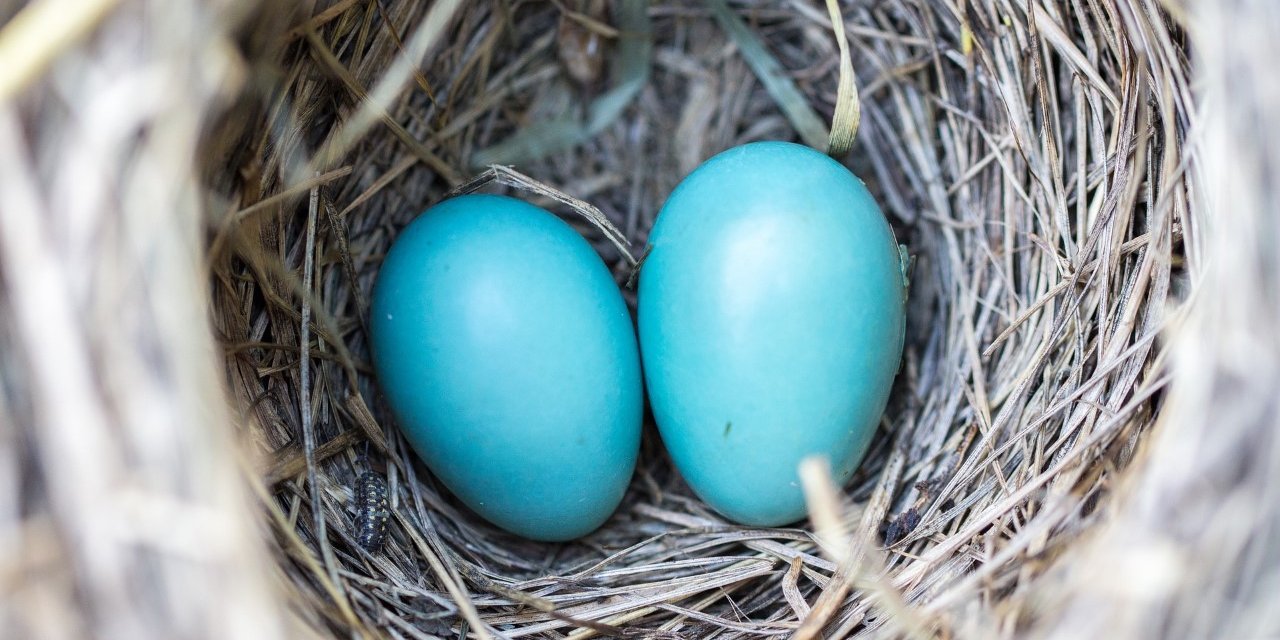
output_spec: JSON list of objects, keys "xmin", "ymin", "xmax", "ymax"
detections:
[
  {"xmin": 637, "ymin": 141, "xmax": 906, "ymax": 527},
  {"xmin": 370, "ymin": 194, "xmax": 643, "ymax": 541}
]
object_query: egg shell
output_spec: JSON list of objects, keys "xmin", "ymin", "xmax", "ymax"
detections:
[
  {"xmin": 370, "ymin": 194, "xmax": 643, "ymax": 541},
  {"xmin": 637, "ymin": 141, "xmax": 906, "ymax": 527}
]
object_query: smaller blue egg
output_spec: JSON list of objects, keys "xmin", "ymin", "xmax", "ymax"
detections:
[{"xmin": 370, "ymin": 194, "xmax": 643, "ymax": 541}]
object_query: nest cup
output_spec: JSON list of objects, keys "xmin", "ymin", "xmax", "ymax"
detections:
[{"xmin": 16, "ymin": 0, "xmax": 1274, "ymax": 638}]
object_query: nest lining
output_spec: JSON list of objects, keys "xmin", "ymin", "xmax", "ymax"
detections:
[{"xmin": 203, "ymin": 0, "xmax": 1190, "ymax": 638}]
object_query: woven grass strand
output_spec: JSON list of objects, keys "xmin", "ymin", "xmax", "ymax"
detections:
[
  {"xmin": 707, "ymin": 0, "xmax": 829, "ymax": 151},
  {"xmin": 823, "ymin": 0, "xmax": 860, "ymax": 156},
  {"xmin": 0, "ymin": 0, "xmax": 121, "ymax": 100}
]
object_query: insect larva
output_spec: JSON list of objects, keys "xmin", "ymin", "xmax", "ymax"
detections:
[{"xmin": 355, "ymin": 471, "xmax": 390, "ymax": 552}]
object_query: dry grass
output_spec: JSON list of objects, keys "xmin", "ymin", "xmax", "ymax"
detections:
[{"xmin": 4, "ymin": 0, "xmax": 1273, "ymax": 638}]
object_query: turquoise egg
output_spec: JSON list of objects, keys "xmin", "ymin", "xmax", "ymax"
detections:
[
  {"xmin": 637, "ymin": 141, "xmax": 906, "ymax": 527},
  {"xmin": 370, "ymin": 194, "xmax": 643, "ymax": 541}
]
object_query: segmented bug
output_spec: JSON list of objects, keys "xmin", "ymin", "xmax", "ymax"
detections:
[{"xmin": 355, "ymin": 471, "xmax": 390, "ymax": 552}]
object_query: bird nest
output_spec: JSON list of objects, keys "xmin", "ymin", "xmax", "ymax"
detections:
[{"xmin": 7, "ymin": 0, "xmax": 1252, "ymax": 638}]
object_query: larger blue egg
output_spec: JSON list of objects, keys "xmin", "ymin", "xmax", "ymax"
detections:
[
  {"xmin": 638, "ymin": 141, "xmax": 906, "ymax": 527},
  {"xmin": 370, "ymin": 194, "xmax": 643, "ymax": 541}
]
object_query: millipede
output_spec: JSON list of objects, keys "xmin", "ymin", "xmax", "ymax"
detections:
[{"xmin": 354, "ymin": 471, "xmax": 390, "ymax": 552}]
